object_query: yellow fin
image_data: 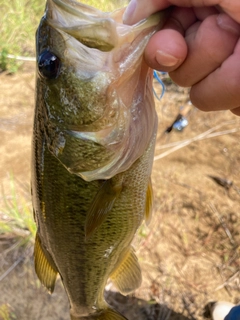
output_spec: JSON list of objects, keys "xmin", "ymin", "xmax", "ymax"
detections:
[
  {"xmin": 145, "ymin": 178, "xmax": 154, "ymax": 225},
  {"xmin": 96, "ymin": 308, "xmax": 127, "ymax": 320},
  {"xmin": 71, "ymin": 307, "xmax": 127, "ymax": 320},
  {"xmin": 110, "ymin": 246, "xmax": 142, "ymax": 295},
  {"xmin": 85, "ymin": 178, "xmax": 123, "ymax": 241},
  {"xmin": 34, "ymin": 233, "xmax": 58, "ymax": 293}
]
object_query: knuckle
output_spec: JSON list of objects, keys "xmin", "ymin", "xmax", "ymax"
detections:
[{"xmin": 169, "ymin": 70, "xmax": 193, "ymax": 87}]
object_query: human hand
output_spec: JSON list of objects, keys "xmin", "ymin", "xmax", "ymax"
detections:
[{"xmin": 123, "ymin": 0, "xmax": 240, "ymax": 116}]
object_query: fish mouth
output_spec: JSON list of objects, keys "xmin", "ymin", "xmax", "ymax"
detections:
[
  {"xmin": 50, "ymin": 0, "xmax": 106, "ymax": 19},
  {"xmin": 39, "ymin": 1, "xmax": 169, "ymax": 181},
  {"xmin": 46, "ymin": 0, "xmax": 168, "ymax": 52},
  {"xmin": 46, "ymin": 0, "xmax": 119, "ymax": 51}
]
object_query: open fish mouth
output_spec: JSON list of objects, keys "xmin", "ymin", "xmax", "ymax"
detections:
[
  {"xmin": 46, "ymin": 0, "xmax": 119, "ymax": 51},
  {"xmin": 46, "ymin": 0, "xmax": 167, "ymax": 52},
  {"xmin": 36, "ymin": 0, "xmax": 170, "ymax": 181}
]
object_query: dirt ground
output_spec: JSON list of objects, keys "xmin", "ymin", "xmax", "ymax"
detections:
[{"xmin": 0, "ymin": 64, "xmax": 239, "ymax": 320}]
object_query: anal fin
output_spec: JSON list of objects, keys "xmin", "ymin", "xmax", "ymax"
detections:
[
  {"xmin": 85, "ymin": 177, "xmax": 123, "ymax": 241},
  {"xmin": 34, "ymin": 233, "xmax": 58, "ymax": 293},
  {"xmin": 145, "ymin": 178, "xmax": 154, "ymax": 225},
  {"xmin": 110, "ymin": 246, "xmax": 142, "ymax": 295}
]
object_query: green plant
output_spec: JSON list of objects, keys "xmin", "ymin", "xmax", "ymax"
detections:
[
  {"xmin": 0, "ymin": 176, "xmax": 36, "ymax": 243},
  {"xmin": 0, "ymin": 48, "xmax": 8, "ymax": 71},
  {"xmin": 0, "ymin": 304, "xmax": 16, "ymax": 320},
  {"xmin": 0, "ymin": 0, "xmax": 128, "ymax": 73},
  {"xmin": 81, "ymin": 0, "xmax": 128, "ymax": 11},
  {"xmin": 0, "ymin": 49, "xmax": 20, "ymax": 73},
  {"xmin": 0, "ymin": 0, "xmax": 44, "ymax": 73}
]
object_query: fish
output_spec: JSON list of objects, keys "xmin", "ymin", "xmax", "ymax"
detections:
[{"xmin": 32, "ymin": 1, "xmax": 169, "ymax": 319}]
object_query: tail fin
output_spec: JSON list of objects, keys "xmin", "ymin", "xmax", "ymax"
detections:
[{"xmin": 71, "ymin": 307, "xmax": 127, "ymax": 320}]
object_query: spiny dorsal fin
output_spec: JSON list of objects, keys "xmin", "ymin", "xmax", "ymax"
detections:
[
  {"xmin": 145, "ymin": 178, "xmax": 154, "ymax": 225},
  {"xmin": 110, "ymin": 246, "xmax": 142, "ymax": 295},
  {"xmin": 85, "ymin": 177, "xmax": 123, "ymax": 241},
  {"xmin": 34, "ymin": 233, "xmax": 58, "ymax": 293}
]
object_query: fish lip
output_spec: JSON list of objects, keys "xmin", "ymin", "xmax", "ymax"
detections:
[
  {"xmin": 46, "ymin": 0, "xmax": 101, "ymax": 28},
  {"xmin": 46, "ymin": 0, "xmax": 119, "ymax": 52},
  {"xmin": 47, "ymin": 0, "xmax": 109, "ymax": 26},
  {"xmin": 45, "ymin": 0, "xmax": 168, "ymax": 55},
  {"xmin": 49, "ymin": 0, "xmax": 102, "ymax": 19}
]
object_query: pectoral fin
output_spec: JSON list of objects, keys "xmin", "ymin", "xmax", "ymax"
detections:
[
  {"xmin": 85, "ymin": 178, "xmax": 123, "ymax": 241},
  {"xmin": 110, "ymin": 246, "xmax": 142, "ymax": 295},
  {"xmin": 145, "ymin": 178, "xmax": 154, "ymax": 225},
  {"xmin": 34, "ymin": 233, "xmax": 58, "ymax": 293}
]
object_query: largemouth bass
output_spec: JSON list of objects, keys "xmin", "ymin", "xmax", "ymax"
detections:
[{"xmin": 32, "ymin": 1, "xmax": 168, "ymax": 319}]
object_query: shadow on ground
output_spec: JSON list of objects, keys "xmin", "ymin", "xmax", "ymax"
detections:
[{"xmin": 106, "ymin": 291, "xmax": 192, "ymax": 320}]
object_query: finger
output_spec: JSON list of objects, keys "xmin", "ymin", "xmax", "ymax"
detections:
[
  {"xmin": 179, "ymin": 1, "xmax": 240, "ymax": 23},
  {"xmin": 169, "ymin": 14, "xmax": 240, "ymax": 87},
  {"xmin": 123, "ymin": 0, "xmax": 220, "ymax": 25},
  {"xmin": 144, "ymin": 7, "xmax": 194, "ymax": 71},
  {"xmin": 170, "ymin": 1, "xmax": 240, "ymax": 23},
  {"xmin": 142, "ymin": 6, "xmax": 218, "ymax": 72},
  {"xmin": 231, "ymin": 107, "xmax": 240, "ymax": 116},
  {"xmin": 190, "ymin": 39, "xmax": 240, "ymax": 112},
  {"xmin": 123, "ymin": 0, "xmax": 240, "ymax": 25},
  {"xmin": 193, "ymin": 6, "xmax": 218, "ymax": 20},
  {"xmin": 144, "ymin": 29, "xmax": 187, "ymax": 71}
]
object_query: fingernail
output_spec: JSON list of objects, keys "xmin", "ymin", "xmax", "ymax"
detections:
[
  {"xmin": 123, "ymin": 0, "xmax": 137, "ymax": 24},
  {"xmin": 217, "ymin": 14, "xmax": 240, "ymax": 36},
  {"xmin": 156, "ymin": 50, "xmax": 180, "ymax": 67}
]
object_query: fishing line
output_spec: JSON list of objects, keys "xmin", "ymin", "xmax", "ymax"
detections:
[{"xmin": 153, "ymin": 70, "xmax": 165, "ymax": 100}]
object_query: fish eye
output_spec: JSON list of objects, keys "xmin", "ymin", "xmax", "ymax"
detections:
[{"xmin": 38, "ymin": 49, "xmax": 61, "ymax": 79}]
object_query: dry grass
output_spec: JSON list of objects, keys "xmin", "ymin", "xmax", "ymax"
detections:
[
  {"xmin": 0, "ymin": 65, "xmax": 239, "ymax": 319},
  {"xmin": 130, "ymin": 80, "xmax": 240, "ymax": 319},
  {"xmin": 0, "ymin": 175, "xmax": 36, "ymax": 243}
]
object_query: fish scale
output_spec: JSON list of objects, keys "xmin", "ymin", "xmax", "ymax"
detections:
[
  {"xmin": 33, "ymin": 128, "xmax": 155, "ymax": 317},
  {"xmin": 32, "ymin": 0, "xmax": 169, "ymax": 319}
]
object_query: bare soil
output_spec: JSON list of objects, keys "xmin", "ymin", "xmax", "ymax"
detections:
[{"xmin": 0, "ymin": 65, "xmax": 239, "ymax": 320}]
